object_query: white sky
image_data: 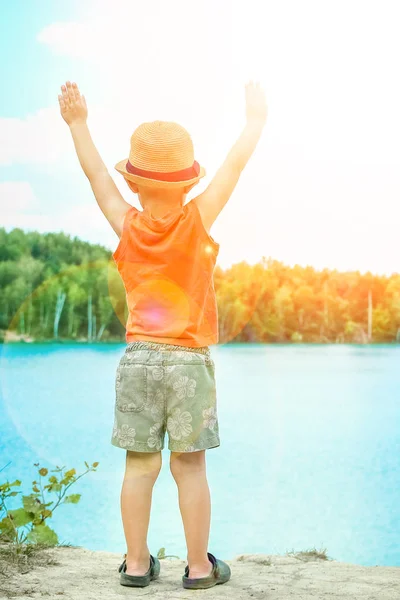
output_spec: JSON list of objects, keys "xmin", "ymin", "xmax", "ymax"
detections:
[{"xmin": 3, "ymin": 0, "xmax": 400, "ymax": 275}]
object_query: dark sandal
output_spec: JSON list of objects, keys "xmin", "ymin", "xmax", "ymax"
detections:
[
  {"xmin": 118, "ymin": 553, "xmax": 160, "ymax": 587},
  {"xmin": 182, "ymin": 552, "xmax": 231, "ymax": 589}
]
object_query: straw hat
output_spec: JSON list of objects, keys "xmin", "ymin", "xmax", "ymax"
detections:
[{"xmin": 115, "ymin": 121, "xmax": 206, "ymax": 189}]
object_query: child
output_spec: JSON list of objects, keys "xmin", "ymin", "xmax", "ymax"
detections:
[{"xmin": 58, "ymin": 80, "xmax": 267, "ymax": 589}]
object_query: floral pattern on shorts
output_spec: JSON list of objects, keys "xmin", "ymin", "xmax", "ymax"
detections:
[{"xmin": 111, "ymin": 341, "xmax": 220, "ymax": 452}]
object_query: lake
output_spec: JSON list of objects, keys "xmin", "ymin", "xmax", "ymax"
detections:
[{"xmin": 0, "ymin": 343, "xmax": 399, "ymax": 567}]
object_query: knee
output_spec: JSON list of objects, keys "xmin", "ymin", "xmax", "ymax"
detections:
[
  {"xmin": 169, "ymin": 450, "xmax": 206, "ymax": 482},
  {"xmin": 125, "ymin": 450, "xmax": 162, "ymax": 481}
]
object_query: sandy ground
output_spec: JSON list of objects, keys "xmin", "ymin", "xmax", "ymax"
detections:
[{"xmin": 1, "ymin": 547, "xmax": 400, "ymax": 599}]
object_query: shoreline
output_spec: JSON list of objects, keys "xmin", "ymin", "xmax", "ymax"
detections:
[
  {"xmin": 0, "ymin": 331, "xmax": 124, "ymax": 344},
  {"xmin": 1, "ymin": 546, "xmax": 399, "ymax": 599},
  {"xmin": 1, "ymin": 332, "xmax": 399, "ymax": 346}
]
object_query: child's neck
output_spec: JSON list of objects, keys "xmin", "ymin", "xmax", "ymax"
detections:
[
  {"xmin": 143, "ymin": 202, "xmax": 184, "ymax": 219},
  {"xmin": 140, "ymin": 192, "xmax": 185, "ymax": 219}
]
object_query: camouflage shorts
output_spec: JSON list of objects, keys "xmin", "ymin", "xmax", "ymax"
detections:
[{"xmin": 111, "ymin": 341, "xmax": 220, "ymax": 453}]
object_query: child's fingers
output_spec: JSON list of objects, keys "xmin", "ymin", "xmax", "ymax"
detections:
[
  {"xmin": 58, "ymin": 94, "xmax": 68, "ymax": 115},
  {"xmin": 61, "ymin": 84, "xmax": 70, "ymax": 106},
  {"xmin": 66, "ymin": 80, "xmax": 76, "ymax": 103},
  {"xmin": 72, "ymin": 82, "xmax": 80, "ymax": 98}
]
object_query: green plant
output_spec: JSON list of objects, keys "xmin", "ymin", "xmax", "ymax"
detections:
[
  {"xmin": 157, "ymin": 547, "xmax": 180, "ymax": 560},
  {"xmin": 0, "ymin": 460, "xmax": 99, "ymax": 551}
]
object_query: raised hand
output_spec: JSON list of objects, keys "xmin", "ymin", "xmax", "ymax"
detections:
[
  {"xmin": 245, "ymin": 80, "xmax": 268, "ymax": 126},
  {"xmin": 58, "ymin": 81, "xmax": 88, "ymax": 127}
]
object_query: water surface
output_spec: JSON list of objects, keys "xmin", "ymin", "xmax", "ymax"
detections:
[{"xmin": 0, "ymin": 343, "xmax": 399, "ymax": 566}]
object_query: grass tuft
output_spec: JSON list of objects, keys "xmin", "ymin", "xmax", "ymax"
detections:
[{"xmin": 286, "ymin": 546, "xmax": 331, "ymax": 561}]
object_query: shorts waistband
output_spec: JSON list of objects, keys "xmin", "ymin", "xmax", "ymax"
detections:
[{"xmin": 125, "ymin": 341, "xmax": 210, "ymax": 355}]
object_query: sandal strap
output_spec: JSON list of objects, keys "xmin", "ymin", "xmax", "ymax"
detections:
[{"xmin": 118, "ymin": 555, "xmax": 153, "ymax": 575}]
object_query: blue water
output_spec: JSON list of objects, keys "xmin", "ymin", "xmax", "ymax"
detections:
[{"xmin": 0, "ymin": 343, "xmax": 399, "ymax": 567}]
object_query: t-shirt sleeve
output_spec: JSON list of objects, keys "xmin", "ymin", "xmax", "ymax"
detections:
[
  {"xmin": 188, "ymin": 199, "xmax": 220, "ymax": 251},
  {"xmin": 112, "ymin": 205, "xmax": 137, "ymax": 262}
]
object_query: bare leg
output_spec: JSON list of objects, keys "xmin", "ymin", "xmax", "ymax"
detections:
[
  {"xmin": 170, "ymin": 450, "xmax": 213, "ymax": 578},
  {"xmin": 121, "ymin": 450, "xmax": 162, "ymax": 575}
]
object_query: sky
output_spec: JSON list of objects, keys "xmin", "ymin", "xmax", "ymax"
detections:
[{"xmin": 1, "ymin": 0, "xmax": 399, "ymax": 276}]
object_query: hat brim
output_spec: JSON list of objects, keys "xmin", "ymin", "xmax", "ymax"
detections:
[{"xmin": 114, "ymin": 159, "xmax": 206, "ymax": 189}]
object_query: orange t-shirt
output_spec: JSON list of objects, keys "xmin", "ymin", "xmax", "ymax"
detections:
[{"xmin": 112, "ymin": 199, "xmax": 220, "ymax": 347}]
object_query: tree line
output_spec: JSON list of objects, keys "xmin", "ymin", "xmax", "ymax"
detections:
[{"xmin": 0, "ymin": 227, "xmax": 399, "ymax": 344}]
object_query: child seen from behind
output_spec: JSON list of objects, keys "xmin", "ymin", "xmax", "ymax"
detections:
[{"xmin": 58, "ymin": 80, "xmax": 267, "ymax": 589}]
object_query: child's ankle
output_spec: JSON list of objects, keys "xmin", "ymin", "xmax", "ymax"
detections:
[
  {"xmin": 188, "ymin": 557, "xmax": 212, "ymax": 570},
  {"xmin": 126, "ymin": 552, "xmax": 150, "ymax": 566}
]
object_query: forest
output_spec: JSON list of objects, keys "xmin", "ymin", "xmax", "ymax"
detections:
[{"xmin": 0, "ymin": 227, "xmax": 399, "ymax": 344}]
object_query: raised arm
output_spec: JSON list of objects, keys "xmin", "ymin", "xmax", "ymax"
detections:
[
  {"xmin": 58, "ymin": 80, "xmax": 131, "ymax": 238},
  {"xmin": 194, "ymin": 81, "xmax": 268, "ymax": 232}
]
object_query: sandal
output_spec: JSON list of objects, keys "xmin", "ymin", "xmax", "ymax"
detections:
[
  {"xmin": 182, "ymin": 552, "xmax": 231, "ymax": 589},
  {"xmin": 118, "ymin": 553, "xmax": 160, "ymax": 587}
]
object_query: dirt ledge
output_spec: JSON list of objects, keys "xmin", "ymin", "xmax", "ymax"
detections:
[{"xmin": 1, "ymin": 546, "xmax": 399, "ymax": 599}]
